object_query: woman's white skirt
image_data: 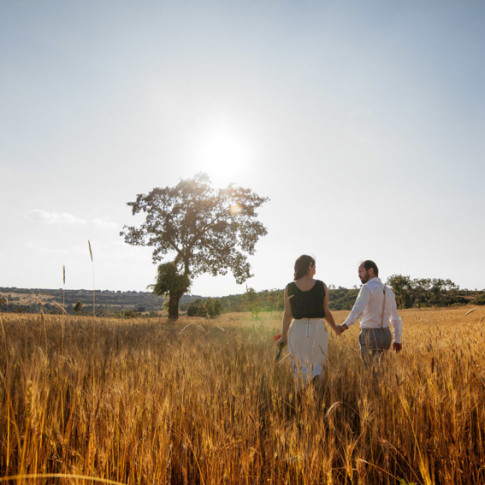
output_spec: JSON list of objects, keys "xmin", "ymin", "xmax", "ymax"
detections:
[{"xmin": 288, "ymin": 318, "xmax": 328, "ymax": 389}]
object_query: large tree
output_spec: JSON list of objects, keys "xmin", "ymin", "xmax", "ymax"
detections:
[{"xmin": 121, "ymin": 174, "xmax": 268, "ymax": 319}]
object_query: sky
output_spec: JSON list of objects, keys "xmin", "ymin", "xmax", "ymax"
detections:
[{"xmin": 1, "ymin": 0, "xmax": 484, "ymax": 297}]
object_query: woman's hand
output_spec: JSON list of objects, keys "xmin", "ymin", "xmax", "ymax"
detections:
[
  {"xmin": 335, "ymin": 324, "xmax": 347, "ymax": 336},
  {"xmin": 274, "ymin": 333, "xmax": 287, "ymax": 361},
  {"xmin": 274, "ymin": 333, "xmax": 287, "ymax": 346}
]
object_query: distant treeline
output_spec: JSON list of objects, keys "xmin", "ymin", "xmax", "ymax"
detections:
[
  {"xmin": 180, "ymin": 286, "xmax": 361, "ymax": 316},
  {"xmin": 1, "ymin": 276, "xmax": 484, "ymax": 316},
  {"xmin": 181, "ymin": 277, "xmax": 485, "ymax": 317},
  {"xmin": 0, "ymin": 286, "xmax": 359, "ymax": 316},
  {"xmin": 386, "ymin": 275, "xmax": 484, "ymax": 308},
  {"xmin": 0, "ymin": 287, "xmax": 195, "ymax": 316}
]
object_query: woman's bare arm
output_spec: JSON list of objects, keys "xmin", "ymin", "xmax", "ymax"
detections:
[
  {"xmin": 323, "ymin": 283, "xmax": 338, "ymax": 334},
  {"xmin": 279, "ymin": 286, "xmax": 293, "ymax": 344}
]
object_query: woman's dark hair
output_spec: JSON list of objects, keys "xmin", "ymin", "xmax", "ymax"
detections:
[
  {"xmin": 362, "ymin": 260, "xmax": 379, "ymax": 276},
  {"xmin": 294, "ymin": 255, "xmax": 315, "ymax": 280}
]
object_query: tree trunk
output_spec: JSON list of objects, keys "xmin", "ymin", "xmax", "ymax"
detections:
[{"xmin": 168, "ymin": 289, "xmax": 184, "ymax": 320}]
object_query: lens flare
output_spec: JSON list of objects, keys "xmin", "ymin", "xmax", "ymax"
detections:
[{"xmin": 229, "ymin": 203, "xmax": 242, "ymax": 215}]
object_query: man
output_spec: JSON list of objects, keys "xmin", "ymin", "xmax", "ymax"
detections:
[{"xmin": 337, "ymin": 260, "xmax": 402, "ymax": 365}]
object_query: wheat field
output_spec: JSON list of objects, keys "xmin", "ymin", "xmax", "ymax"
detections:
[{"xmin": 1, "ymin": 307, "xmax": 484, "ymax": 484}]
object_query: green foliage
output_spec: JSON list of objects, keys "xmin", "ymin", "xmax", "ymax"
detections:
[
  {"xmin": 209, "ymin": 287, "xmax": 359, "ymax": 313},
  {"xmin": 472, "ymin": 293, "xmax": 485, "ymax": 305},
  {"xmin": 206, "ymin": 298, "xmax": 222, "ymax": 318},
  {"xmin": 121, "ymin": 174, "xmax": 268, "ymax": 319},
  {"xmin": 267, "ymin": 289, "xmax": 283, "ymax": 313},
  {"xmin": 244, "ymin": 287, "xmax": 261, "ymax": 318},
  {"xmin": 187, "ymin": 298, "xmax": 222, "ymax": 318},
  {"xmin": 73, "ymin": 301, "xmax": 83, "ymax": 314},
  {"xmin": 152, "ymin": 262, "xmax": 191, "ymax": 320},
  {"xmin": 328, "ymin": 287, "xmax": 360, "ymax": 310},
  {"xmin": 387, "ymin": 275, "xmax": 466, "ymax": 308},
  {"xmin": 187, "ymin": 299, "xmax": 206, "ymax": 317},
  {"xmin": 121, "ymin": 310, "xmax": 136, "ymax": 319},
  {"xmin": 153, "ymin": 262, "xmax": 191, "ymax": 296},
  {"xmin": 387, "ymin": 275, "xmax": 414, "ymax": 309}
]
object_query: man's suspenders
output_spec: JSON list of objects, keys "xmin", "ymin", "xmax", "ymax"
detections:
[{"xmin": 380, "ymin": 286, "xmax": 386, "ymax": 328}]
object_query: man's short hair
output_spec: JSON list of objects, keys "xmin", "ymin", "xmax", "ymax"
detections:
[{"xmin": 362, "ymin": 260, "xmax": 379, "ymax": 276}]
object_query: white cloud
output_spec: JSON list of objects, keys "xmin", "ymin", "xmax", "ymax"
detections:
[
  {"xmin": 24, "ymin": 210, "xmax": 119, "ymax": 230},
  {"xmin": 91, "ymin": 240, "xmax": 153, "ymax": 261},
  {"xmin": 24, "ymin": 241, "xmax": 70, "ymax": 255},
  {"xmin": 25, "ymin": 209, "xmax": 87, "ymax": 225},
  {"xmin": 92, "ymin": 218, "xmax": 118, "ymax": 229}
]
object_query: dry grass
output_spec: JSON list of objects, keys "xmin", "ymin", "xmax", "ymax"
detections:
[{"xmin": 1, "ymin": 307, "xmax": 484, "ymax": 484}]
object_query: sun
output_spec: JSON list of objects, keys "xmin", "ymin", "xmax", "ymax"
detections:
[{"xmin": 192, "ymin": 121, "xmax": 252, "ymax": 185}]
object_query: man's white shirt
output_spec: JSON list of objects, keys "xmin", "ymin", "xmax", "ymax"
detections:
[{"xmin": 343, "ymin": 277, "xmax": 402, "ymax": 344}]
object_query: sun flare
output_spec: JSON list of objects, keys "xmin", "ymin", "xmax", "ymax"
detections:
[
  {"xmin": 193, "ymin": 121, "xmax": 253, "ymax": 185},
  {"xmin": 229, "ymin": 203, "xmax": 242, "ymax": 215}
]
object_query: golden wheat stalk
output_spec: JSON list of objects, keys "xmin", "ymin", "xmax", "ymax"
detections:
[
  {"xmin": 32, "ymin": 294, "xmax": 47, "ymax": 351},
  {"xmin": 51, "ymin": 301, "xmax": 67, "ymax": 315},
  {"xmin": 0, "ymin": 307, "xmax": 483, "ymax": 483},
  {"xmin": 32, "ymin": 294, "xmax": 43, "ymax": 307},
  {"xmin": 88, "ymin": 240, "xmax": 95, "ymax": 316},
  {"xmin": 62, "ymin": 265, "xmax": 66, "ymax": 310},
  {"xmin": 0, "ymin": 474, "xmax": 125, "ymax": 484}
]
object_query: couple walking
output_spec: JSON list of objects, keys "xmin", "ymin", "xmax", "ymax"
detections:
[{"xmin": 276, "ymin": 255, "xmax": 403, "ymax": 389}]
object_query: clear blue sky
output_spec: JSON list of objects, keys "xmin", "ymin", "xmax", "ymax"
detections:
[{"xmin": 1, "ymin": 1, "xmax": 484, "ymax": 295}]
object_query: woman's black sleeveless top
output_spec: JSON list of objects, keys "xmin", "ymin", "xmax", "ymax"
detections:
[{"xmin": 287, "ymin": 280, "xmax": 325, "ymax": 319}]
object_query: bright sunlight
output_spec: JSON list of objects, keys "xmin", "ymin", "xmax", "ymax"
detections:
[{"xmin": 192, "ymin": 120, "xmax": 253, "ymax": 185}]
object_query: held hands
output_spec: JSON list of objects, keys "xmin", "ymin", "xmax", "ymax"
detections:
[
  {"xmin": 393, "ymin": 342, "xmax": 402, "ymax": 353},
  {"xmin": 335, "ymin": 324, "xmax": 348, "ymax": 336}
]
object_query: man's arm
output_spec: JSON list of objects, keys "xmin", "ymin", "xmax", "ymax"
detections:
[{"xmin": 338, "ymin": 285, "xmax": 369, "ymax": 334}]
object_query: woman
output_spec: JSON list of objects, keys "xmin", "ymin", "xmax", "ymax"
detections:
[{"xmin": 277, "ymin": 255, "xmax": 339, "ymax": 389}]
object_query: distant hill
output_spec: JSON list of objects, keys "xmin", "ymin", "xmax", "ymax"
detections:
[
  {"xmin": 0, "ymin": 287, "xmax": 201, "ymax": 315},
  {"xmin": 0, "ymin": 285, "xmax": 359, "ymax": 315},
  {"xmin": 210, "ymin": 286, "xmax": 361, "ymax": 313},
  {"xmin": 2, "ymin": 279, "xmax": 482, "ymax": 316}
]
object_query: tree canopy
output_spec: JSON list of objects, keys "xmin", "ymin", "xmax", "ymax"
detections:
[
  {"xmin": 387, "ymin": 275, "xmax": 463, "ymax": 308},
  {"xmin": 121, "ymin": 174, "xmax": 268, "ymax": 318}
]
